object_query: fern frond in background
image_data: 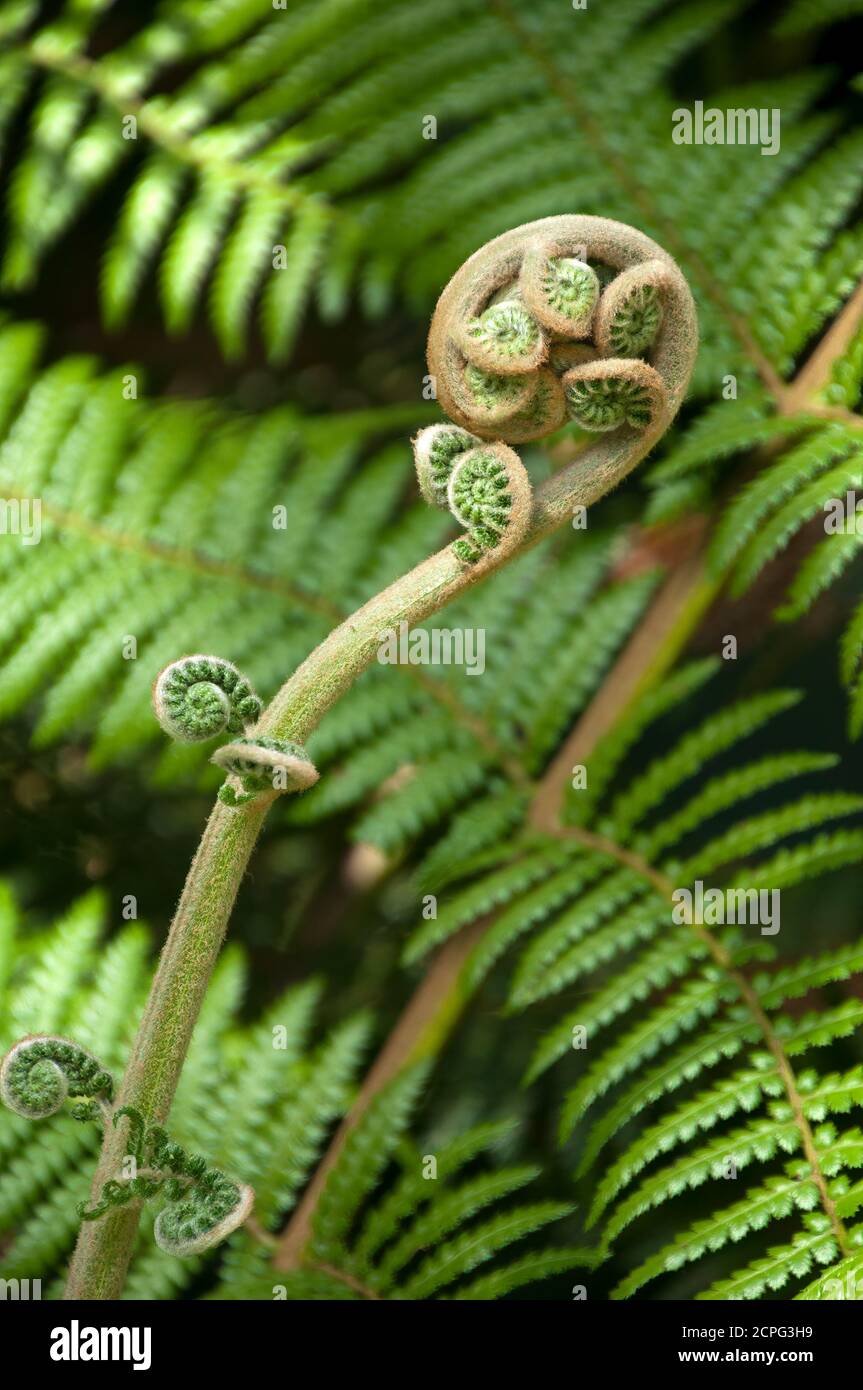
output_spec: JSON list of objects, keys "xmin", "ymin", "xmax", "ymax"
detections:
[
  {"xmin": 405, "ymin": 667, "xmax": 863, "ymax": 1299},
  {"xmin": 0, "ymin": 316, "xmax": 441, "ymax": 779},
  {"xmin": 776, "ymin": 0, "xmax": 863, "ymax": 37}
]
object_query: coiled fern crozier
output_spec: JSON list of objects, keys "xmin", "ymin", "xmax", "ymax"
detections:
[
  {"xmin": 1, "ymin": 1037, "xmax": 252, "ymax": 1258},
  {"xmin": 1, "ymin": 215, "xmax": 696, "ymax": 1300},
  {"xmin": 427, "ymin": 223, "xmax": 670, "ymax": 444},
  {"xmin": 153, "ymin": 655, "xmax": 319, "ymax": 806}
]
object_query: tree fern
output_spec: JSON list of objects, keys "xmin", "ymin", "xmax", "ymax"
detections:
[
  {"xmin": 0, "ymin": 302, "xmax": 670, "ymax": 867},
  {"xmin": 2, "ymin": 1, "xmax": 863, "ymax": 754},
  {"xmin": 1, "ymin": 0, "xmax": 862, "ymax": 1312}
]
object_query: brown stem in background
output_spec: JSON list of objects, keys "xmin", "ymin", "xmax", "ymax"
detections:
[
  {"xmin": 274, "ymin": 917, "xmax": 489, "ymax": 1270},
  {"xmin": 530, "ymin": 522, "xmax": 711, "ymax": 833},
  {"xmin": 782, "ymin": 276, "xmax": 863, "ymax": 412}
]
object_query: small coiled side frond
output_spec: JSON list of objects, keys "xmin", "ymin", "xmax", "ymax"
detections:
[
  {"xmin": 0, "ymin": 1035, "xmax": 113, "ymax": 1121},
  {"xmin": 1, "ymin": 1038, "xmax": 252, "ymax": 1258},
  {"xmin": 80, "ymin": 1107, "xmax": 254, "ymax": 1258},
  {"xmin": 212, "ymin": 735, "xmax": 320, "ymax": 806},
  {"xmin": 563, "ymin": 359, "xmax": 666, "ymax": 433},
  {"xmin": 152, "ymin": 655, "xmax": 263, "ymax": 744},
  {"xmin": 151, "ymin": 656, "xmax": 318, "ymax": 808},
  {"xmin": 413, "ymin": 425, "xmax": 532, "ymax": 567}
]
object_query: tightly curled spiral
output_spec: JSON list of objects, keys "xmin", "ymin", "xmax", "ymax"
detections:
[
  {"xmin": 427, "ymin": 216, "xmax": 680, "ymax": 446},
  {"xmin": 413, "ymin": 426, "xmax": 531, "ymax": 566},
  {"xmin": 563, "ymin": 359, "xmax": 664, "ymax": 433},
  {"xmin": 79, "ymin": 1106, "xmax": 254, "ymax": 1257},
  {"xmin": 212, "ymin": 735, "xmax": 319, "ymax": 805},
  {"xmin": 152, "ymin": 655, "xmax": 263, "ymax": 743},
  {"xmin": 152, "ymin": 653, "xmax": 318, "ymax": 807},
  {"xmin": 0, "ymin": 1035, "xmax": 113, "ymax": 1120},
  {"xmin": 153, "ymin": 1169, "xmax": 254, "ymax": 1257}
]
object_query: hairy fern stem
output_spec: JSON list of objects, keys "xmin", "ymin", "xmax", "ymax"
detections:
[{"xmin": 64, "ymin": 215, "xmax": 697, "ymax": 1298}]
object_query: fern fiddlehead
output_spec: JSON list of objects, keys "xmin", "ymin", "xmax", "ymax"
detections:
[
  {"xmin": 463, "ymin": 298, "xmax": 545, "ymax": 373},
  {"xmin": 212, "ymin": 734, "xmax": 319, "ymax": 805},
  {"xmin": 152, "ymin": 655, "xmax": 318, "ymax": 807},
  {"xmin": 152, "ymin": 655, "xmax": 263, "ymax": 743},
  {"xmin": 1, "ymin": 1037, "xmax": 252, "ymax": 1258},
  {"xmin": 520, "ymin": 245, "xmax": 600, "ymax": 338},
  {"xmin": 0, "ymin": 1035, "xmax": 113, "ymax": 1121},
  {"xmin": 414, "ymin": 425, "xmax": 532, "ymax": 564},
  {"xmin": 594, "ymin": 262, "xmax": 667, "ymax": 358},
  {"xmin": 563, "ymin": 359, "xmax": 666, "ymax": 432},
  {"xmin": 413, "ymin": 218, "xmax": 688, "ymax": 566},
  {"xmin": 80, "ymin": 1107, "xmax": 254, "ymax": 1257},
  {"xmin": 425, "ymin": 221, "xmax": 674, "ymax": 449}
]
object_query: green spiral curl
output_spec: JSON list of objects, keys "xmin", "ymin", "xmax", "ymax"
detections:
[
  {"xmin": 413, "ymin": 422, "xmax": 480, "ymax": 507},
  {"xmin": 413, "ymin": 429, "xmax": 532, "ymax": 567},
  {"xmin": 152, "ymin": 654, "xmax": 319, "ymax": 807},
  {"xmin": 562, "ymin": 359, "xmax": 666, "ymax": 432},
  {"xmin": 602, "ymin": 282, "xmax": 661, "ymax": 356},
  {"xmin": 594, "ymin": 260, "xmax": 668, "ymax": 359},
  {"xmin": 427, "ymin": 219, "xmax": 691, "ymax": 450},
  {"xmin": 79, "ymin": 1106, "xmax": 254, "ymax": 1257},
  {"xmin": 519, "ymin": 244, "xmax": 600, "ymax": 341},
  {"xmin": 541, "ymin": 257, "xmax": 599, "ymax": 322},
  {"xmin": 463, "ymin": 363, "xmax": 532, "ymax": 418},
  {"xmin": 152, "ymin": 655, "xmax": 262, "ymax": 743},
  {"xmin": 449, "ymin": 451, "xmax": 516, "ymax": 563},
  {"xmin": 154, "ymin": 1168, "xmax": 253, "ymax": 1257},
  {"xmin": 0, "ymin": 1035, "xmax": 113, "ymax": 1121},
  {"xmin": 463, "ymin": 298, "xmax": 543, "ymax": 373},
  {"xmin": 212, "ymin": 735, "xmax": 319, "ymax": 806}
]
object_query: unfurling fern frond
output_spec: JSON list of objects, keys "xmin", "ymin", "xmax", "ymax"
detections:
[
  {"xmin": 281, "ymin": 219, "xmax": 688, "ymax": 862},
  {"xmin": 211, "ymin": 735, "xmax": 320, "ymax": 806},
  {"xmin": 152, "ymin": 653, "xmax": 319, "ymax": 807},
  {"xmin": 79, "ymin": 1106, "xmax": 254, "ymax": 1259},
  {"xmin": 0, "ymin": 1035, "xmax": 113, "ymax": 1122},
  {"xmin": 424, "ymin": 224, "xmax": 671, "ymax": 445},
  {"xmin": 152, "ymin": 656, "xmax": 263, "ymax": 744},
  {"xmin": 2, "ymin": 0, "xmax": 862, "ymax": 1311},
  {"xmin": 0, "ymin": 1034, "xmax": 252, "ymax": 1259},
  {"xmin": 419, "ymin": 216, "xmax": 683, "ymax": 447},
  {"xmin": 413, "ymin": 426, "xmax": 532, "ymax": 566}
]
